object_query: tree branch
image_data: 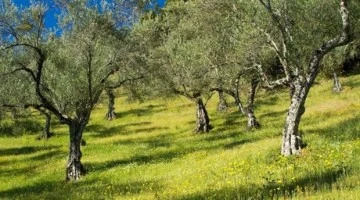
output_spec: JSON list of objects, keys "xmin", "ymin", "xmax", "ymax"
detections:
[
  {"xmin": 306, "ymin": 0, "xmax": 351, "ymax": 84},
  {"xmin": 173, "ymin": 87, "xmax": 195, "ymax": 102},
  {"xmin": 255, "ymin": 63, "xmax": 288, "ymax": 89},
  {"xmin": 106, "ymin": 75, "xmax": 144, "ymax": 89}
]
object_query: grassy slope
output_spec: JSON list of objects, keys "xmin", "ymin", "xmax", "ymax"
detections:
[{"xmin": 0, "ymin": 75, "xmax": 359, "ymax": 199}]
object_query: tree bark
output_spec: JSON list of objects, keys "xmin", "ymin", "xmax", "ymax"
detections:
[
  {"xmin": 217, "ymin": 90, "xmax": 228, "ymax": 112},
  {"xmin": 105, "ymin": 89, "xmax": 116, "ymax": 120},
  {"xmin": 66, "ymin": 120, "xmax": 86, "ymax": 181},
  {"xmin": 333, "ymin": 72, "xmax": 342, "ymax": 93},
  {"xmin": 38, "ymin": 111, "xmax": 53, "ymax": 140},
  {"xmin": 281, "ymin": 78, "xmax": 308, "ymax": 156},
  {"xmin": 247, "ymin": 79, "xmax": 261, "ymax": 130},
  {"xmin": 195, "ymin": 97, "xmax": 211, "ymax": 133}
]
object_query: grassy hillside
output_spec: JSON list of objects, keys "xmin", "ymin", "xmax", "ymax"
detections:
[{"xmin": 0, "ymin": 75, "xmax": 360, "ymax": 199}]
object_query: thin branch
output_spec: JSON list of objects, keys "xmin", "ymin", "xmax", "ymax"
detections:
[
  {"xmin": 3, "ymin": 43, "xmax": 42, "ymax": 55},
  {"xmin": 0, "ymin": 68, "xmax": 24, "ymax": 77},
  {"xmin": 106, "ymin": 75, "xmax": 144, "ymax": 89},
  {"xmin": 255, "ymin": 63, "xmax": 288, "ymax": 89},
  {"xmin": 100, "ymin": 65, "xmax": 120, "ymax": 84},
  {"xmin": 258, "ymin": 0, "xmax": 288, "ymax": 42},
  {"xmin": 173, "ymin": 87, "xmax": 195, "ymax": 102},
  {"xmin": 0, "ymin": 20, "xmax": 19, "ymax": 41},
  {"xmin": 204, "ymin": 92, "xmax": 215, "ymax": 106}
]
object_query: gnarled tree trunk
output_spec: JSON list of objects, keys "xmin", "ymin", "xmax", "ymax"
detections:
[
  {"xmin": 195, "ymin": 97, "xmax": 210, "ymax": 133},
  {"xmin": 282, "ymin": 0, "xmax": 350, "ymax": 156},
  {"xmin": 247, "ymin": 79, "xmax": 261, "ymax": 130},
  {"xmin": 333, "ymin": 72, "xmax": 342, "ymax": 93},
  {"xmin": 105, "ymin": 89, "xmax": 116, "ymax": 120},
  {"xmin": 217, "ymin": 90, "xmax": 228, "ymax": 112},
  {"xmin": 281, "ymin": 78, "xmax": 307, "ymax": 156},
  {"xmin": 66, "ymin": 120, "xmax": 86, "ymax": 181}
]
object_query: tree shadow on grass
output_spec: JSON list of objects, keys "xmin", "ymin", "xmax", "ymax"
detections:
[
  {"xmin": 175, "ymin": 167, "xmax": 347, "ymax": 200},
  {"xmin": 341, "ymin": 75, "xmax": 360, "ymax": 89},
  {"xmin": 86, "ymin": 150, "xmax": 180, "ymax": 172},
  {"xmin": 210, "ymin": 111, "xmax": 246, "ymax": 133},
  {"xmin": 117, "ymin": 104, "xmax": 166, "ymax": 118},
  {"xmin": 88, "ymin": 133, "xmax": 257, "ymax": 173},
  {"xmin": 256, "ymin": 95, "xmax": 280, "ymax": 106},
  {"xmin": 305, "ymin": 114, "xmax": 360, "ymax": 142},
  {"xmin": 29, "ymin": 150, "xmax": 65, "ymax": 161},
  {"xmin": 81, "ymin": 179, "xmax": 162, "ymax": 197},
  {"xmin": 221, "ymin": 112, "xmax": 243, "ymax": 127},
  {"xmin": 0, "ymin": 145, "xmax": 61, "ymax": 157},
  {"xmin": 223, "ymin": 138, "xmax": 258, "ymax": 149},
  {"xmin": 87, "ymin": 121, "xmax": 169, "ymax": 138},
  {"xmin": 202, "ymin": 132, "xmax": 240, "ymax": 142},
  {"xmin": 0, "ymin": 166, "xmax": 37, "ymax": 178},
  {"xmin": 0, "ymin": 179, "xmax": 162, "ymax": 199},
  {"xmin": 111, "ymin": 133, "xmax": 172, "ymax": 149},
  {"xmin": 0, "ymin": 181, "xmax": 60, "ymax": 199},
  {"xmin": 259, "ymin": 109, "xmax": 287, "ymax": 119}
]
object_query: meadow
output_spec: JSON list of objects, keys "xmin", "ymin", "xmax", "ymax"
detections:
[{"xmin": 0, "ymin": 75, "xmax": 359, "ymax": 199}]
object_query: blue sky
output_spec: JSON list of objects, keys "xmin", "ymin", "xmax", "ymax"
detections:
[{"xmin": 13, "ymin": 0, "xmax": 166, "ymax": 28}]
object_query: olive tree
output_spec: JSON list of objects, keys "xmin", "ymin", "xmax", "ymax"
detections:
[
  {"xmin": 251, "ymin": 0, "xmax": 351, "ymax": 155},
  {"xmin": 0, "ymin": 0, "xmax": 126, "ymax": 180},
  {"xmin": 195, "ymin": 0, "xmax": 264, "ymax": 130},
  {"xmin": 132, "ymin": 0, "xmax": 216, "ymax": 132}
]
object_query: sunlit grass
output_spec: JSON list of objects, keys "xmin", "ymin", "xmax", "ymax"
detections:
[{"xmin": 0, "ymin": 75, "xmax": 360, "ymax": 199}]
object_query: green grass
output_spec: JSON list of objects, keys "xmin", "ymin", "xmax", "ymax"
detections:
[{"xmin": 1, "ymin": 75, "xmax": 360, "ymax": 199}]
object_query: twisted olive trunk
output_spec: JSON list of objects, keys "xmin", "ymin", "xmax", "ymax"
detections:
[
  {"xmin": 195, "ymin": 98, "xmax": 210, "ymax": 133},
  {"xmin": 246, "ymin": 79, "xmax": 261, "ymax": 130},
  {"xmin": 66, "ymin": 119, "xmax": 86, "ymax": 181},
  {"xmin": 280, "ymin": 0, "xmax": 350, "ymax": 156},
  {"xmin": 281, "ymin": 78, "xmax": 307, "ymax": 155},
  {"xmin": 105, "ymin": 89, "xmax": 116, "ymax": 120}
]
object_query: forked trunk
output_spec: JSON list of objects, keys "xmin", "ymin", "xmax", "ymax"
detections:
[
  {"xmin": 217, "ymin": 90, "xmax": 228, "ymax": 112},
  {"xmin": 105, "ymin": 89, "xmax": 116, "ymax": 120},
  {"xmin": 247, "ymin": 79, "xmax": 260, "ymax": 130},
  {"xmin": 281, "ymin": 79, "xmax": 307, "ymax": 156},
  {"xmin": 333, "ymin": 72, "xmax": 342, "ymax": 93},
  {"xmin": 195, "ymin": 98, "xmax": 211, "ymax": 133},
  {"xmin": 233, "ymin": 74, "xmax": 246, "ymax": 115},
  {"xmin": 66, "ymin": 120, "xmax": 86, "ymax": 181}
]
